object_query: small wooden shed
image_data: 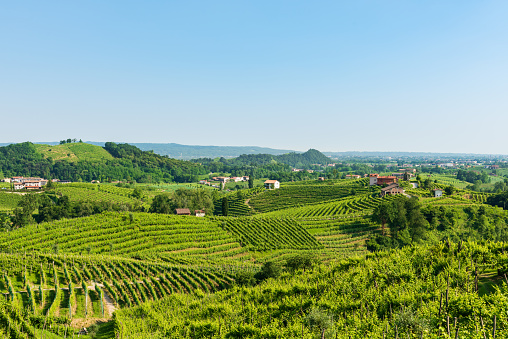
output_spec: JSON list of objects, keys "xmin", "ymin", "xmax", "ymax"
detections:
[{"xmin": 175, "ymin": 208, "xmax": 191, "ymax": 215}]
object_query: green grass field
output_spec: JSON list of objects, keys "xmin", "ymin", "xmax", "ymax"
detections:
[{"xmin": 34, "ymin": 143, "xmax": 114, "ymax": 162}]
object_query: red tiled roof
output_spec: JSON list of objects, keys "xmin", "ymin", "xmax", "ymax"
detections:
[{"xmin": 264, "ymin": 180, "xmax": 279, "ymax": 184}]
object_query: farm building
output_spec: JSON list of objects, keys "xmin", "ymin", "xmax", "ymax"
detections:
[
  {"xmin": 12, "ymin": 182, "xmax": 25, "ymax": 190},
  {"xmin": 195, "ymin": 210, "xmax": 206, "ymax": 217},
  {"xmin": 264, "ymin": 180, "xmax": 280, "ymax": 190},
  {"xmin": 369, "ymin": 174, "xmax": 397, "ymax": 186},
  {"xmin": 23, "ymin": 180, "xmax": 43, "ymax": 190},
  {"xmin": 318, "ymin": 177, "xmax": 325, "ymax": 181},
  {"xmin": 175, "ymin": 208, "xmax": 191, "ymax": 216},
  {"xmin": 380, "ymin": 183, "xmax": 405, "ymax": 197},
  {"xmin": 433, "ymin": 189, "xmax": 443, "ymax": 197}
]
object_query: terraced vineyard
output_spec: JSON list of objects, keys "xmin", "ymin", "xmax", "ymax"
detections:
[
  {"xmin": 0, "ymin": 252, "xmax": 237, "ymax": 337},
  {"xmin": 214, "ymin": 187, "xmax": 263, "ymax": 216},
  {"xmin": 262, "ymin": 193, "xmax": 397, "ymax": 218},
  {"xmin": 300, "ymin": 216, "xmax": 381, "ymax": 255},
  {"xmin": 218, "ymin": 216, "xmax": 323, "ymax": 250},
  {"xmin": 249, "ymin": 179, "xmax": 370, "ymax": 213},
  {"xmin": 0, "ymin": 212, "xmax": 252, "ymax": 265}
]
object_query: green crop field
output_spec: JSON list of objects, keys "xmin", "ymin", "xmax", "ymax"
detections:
[{"xmin": 248, "ymin": 178, "xmax": 370, "ymax": 213}]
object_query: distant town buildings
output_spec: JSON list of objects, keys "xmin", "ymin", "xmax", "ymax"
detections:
[{"xmin": 211, "ymin": 176, "xmax": 249, "ymax": 183}]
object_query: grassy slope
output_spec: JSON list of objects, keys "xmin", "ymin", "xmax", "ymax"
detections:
[
  {"xmin": 0, "ymin": 191, "xmax": 22, "ymax": 211},
  {"xmin": 34, "ymin": 143, "xmax": 114, "ymax": 162}
]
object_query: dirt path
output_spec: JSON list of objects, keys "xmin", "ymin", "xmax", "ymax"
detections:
[
  {"xmin": 245, "ymin": 198, "xmax": 253, "ymax": 209},
  {"xmin": 3, "ymin": 191, "xmax": 43, "ymax": 195},
  {"xmin": 94, "ymin": 283, "xmax": 117, "ymax": 316}
]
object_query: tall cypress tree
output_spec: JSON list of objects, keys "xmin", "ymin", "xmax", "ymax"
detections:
[{"xmin": 222, "ymin": 197, "xmax": 229, "ymax": 216}]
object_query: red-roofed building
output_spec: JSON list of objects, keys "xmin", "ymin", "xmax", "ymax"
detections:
[{"xmin": 369, "ymin": 174, "xmax": 397, "ymax": 186}]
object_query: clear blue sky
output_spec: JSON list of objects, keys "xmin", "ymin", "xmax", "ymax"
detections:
[{"xmin": 1, "ymin": 1, "xmax": 507, "ymax": 154}]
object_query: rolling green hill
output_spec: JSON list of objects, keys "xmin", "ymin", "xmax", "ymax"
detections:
[
  {"xmin": 0, "ymin": 142, "xmax": 206, "ymax": 183},
  {"xmin": 34, "ymin": 143, "xmax": 114, "ymax": 162}
]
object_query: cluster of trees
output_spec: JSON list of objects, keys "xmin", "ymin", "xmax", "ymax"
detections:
[
  {"xmin": 368, "ymin": 197, "xmax": 508, "ymax": 251},
  {"xmin": 457, "ymin": 169, "xmax": 491, "ymax": 184},
  {"xmin": 194, "ymin": 149, "xmax": 334, "ymax": 183},
  {"xmin": 0, "ymin": 142, "xmax": 206, "ymax": 183},
  {"xmin": 4, "ymin": 193, "xmax": 139, "ymax": 230},
  {"xmin": 368, "ymin": 197, "xmax": 429, "ymax": 251},
  {"xmin": 149, "ymin": 189, "xmax": 214, "ymax": 215},
  {"xmin": 487, "ymin": 191, "xmax": 508, "ymax": 210},
  {"xmin": 59, "ymin": 139, "xmax": 82, "ymax": 144}
]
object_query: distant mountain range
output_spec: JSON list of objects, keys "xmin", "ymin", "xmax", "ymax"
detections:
[{"xmin": 0, "ymin": 142, "xmax": 505, "ymax": 160}]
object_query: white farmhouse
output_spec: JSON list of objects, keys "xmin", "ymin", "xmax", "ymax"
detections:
[{"xmin": 264, "ymin": 180, "xmax": 280, "ymax": 190}]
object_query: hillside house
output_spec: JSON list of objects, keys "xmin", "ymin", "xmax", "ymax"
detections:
[
  {"xmin": 318, "ymin": 177, "xmax": 325, "ymax": 181},
  {"xmin": 433, "ymin": 189, "xmax": 443, "ymax": 197},
  {"xmin": 1, "ymin": 178, "xmax": 11, "ymax": 183},
  {"xmin": 176, "ymin": 208, "xmax": 191, "ymax": 215},
  {"xmin": 380, "ymin": 183, "xmax": 405, "ymax": 197},
  {"xmin": 13, "ymin": 182, "xmax": 25, "ymax": 190},
  {"xmin": 195, "ymin": 210, "xmax": 206, "ymax": 217},
  {"xmin": 264, "ymin": 180, "xmax": 280, "ymax": 189},
  {"xmin": 369, "ymin": 174, "xmax": 397, "ymax": 186},
  {"xmin": 23, "ymin": 180, "xmax": 42, "ymax": 190}
]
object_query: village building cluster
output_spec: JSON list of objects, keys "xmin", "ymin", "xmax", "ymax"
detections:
[
  {"xmin": 1, "ymin": 176, "xmax": 71, "ymax": 190},
  {"xmin": 1, "ymin": 176, "xmax": 48, "ymax": 190}
]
